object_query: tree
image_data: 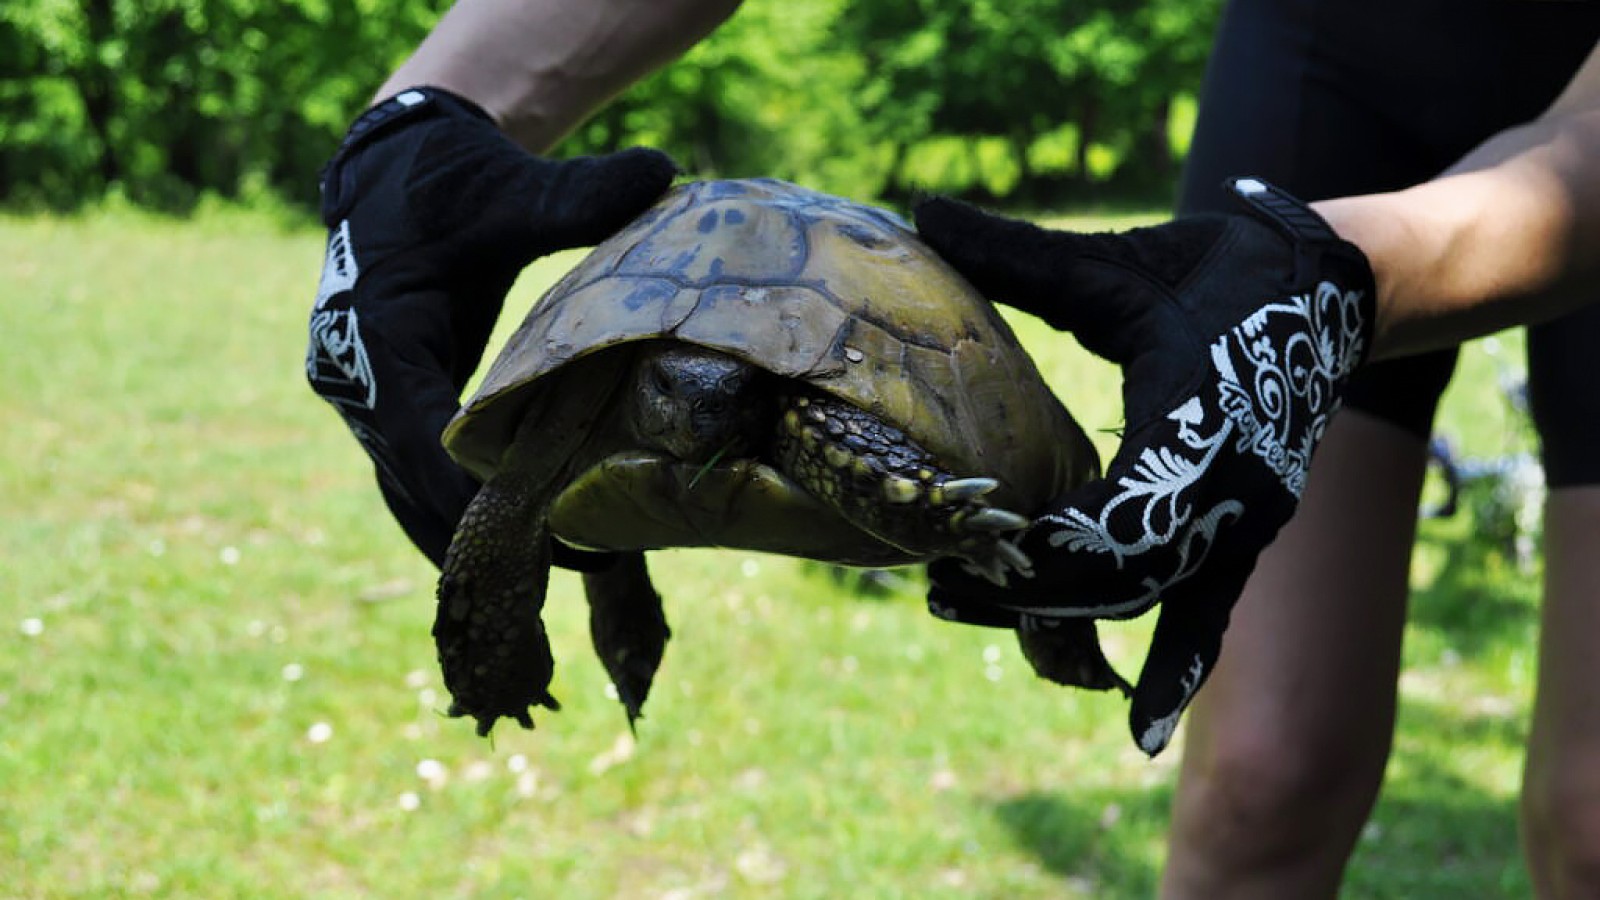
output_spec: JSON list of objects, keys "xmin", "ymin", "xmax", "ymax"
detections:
[
  {"xmin": 0, "ymin": 0, "xmax": 1220, "ymax": 210},
  {"xmin": 834, "ymin": 0, "xmax": 1221, "ymax": 202}
]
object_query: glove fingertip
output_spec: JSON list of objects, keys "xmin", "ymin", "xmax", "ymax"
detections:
[
  {"xmin": 1130, "ymin": 698, "xmax": 1187, "ymax": 758},
  {"xmin": 604, "ymin": 146, "xmax": 681, "ymax": 191},
  {"xmin": 1127, "ymin": 641, "xmax": 1211, "ymax": 755},
  {"xmin": 541, "ymin": 148, "xmax": 681, "ymax": 250},
  {"xmin": 912, "ymin": 196, "xmax": 1022, "ymax": 264},
  {"xmin": 1125, "ymin": 583, "xmax": 1236, "ymax": 756},
  {"xmin": 912, "ymin": 197, "xmax": 1099, "ymax": 335},
  {"xmin": 910, "ymin": 194, "xmax": 977, "ymax": 236},
  {"xmin": 1129, "ymin": 647, "xmax": 1207, "ymax": 756}
]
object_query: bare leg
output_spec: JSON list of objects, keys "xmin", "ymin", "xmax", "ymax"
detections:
[
  {"xmin": 376, "ymin": 0, "xmax": 745, "ymax": 152},
  {"xmin": 1161, "ymin": 411, "xmax": 1425, "ymax": 899},
  {"xmin": 1521, "ymin": 487, "xmax": 1600, "ymax": 897}
]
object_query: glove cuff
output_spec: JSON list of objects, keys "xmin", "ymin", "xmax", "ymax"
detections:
[
  {"xmin": 319, "ymin": 87, "xmax": 497, "ymax": 197},
  {"xmin": 1224, "ymin": 176, "xmax": 1378, "ymax": 368},
  {"xmin": 1224, "ymin": 177, "xmax": 1341, "ymax": 244}
]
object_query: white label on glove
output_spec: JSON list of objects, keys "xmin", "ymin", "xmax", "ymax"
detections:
[
  {"xmin": 306, "ymin": 219, "xmax": 375, "ymax": 409},
  {"xmin": 993, "ymin": 279, "xmax": 1366, "ymax": 620},
  {"xmin": 1017, "ymin": 396, "xmax": 1243, "ymax": 619},
  {"xmin": 1213, "ymin": 281, "xmax": 1367, "ymax": 498},
  {"xmin": 315, "ymin": 219, "xmax": 359, "ymax": 309},
  {"xmin": 305, "ymin": 219, "xmax": 411, "ymax": 505},
  {"xmin": 1137, "ymin": 652, "xmax": 1206, "ymax": 755}
]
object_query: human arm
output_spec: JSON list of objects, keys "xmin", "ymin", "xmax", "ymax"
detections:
[
  {"xmin": 307, "ymin": 0, "xmax": 741, "ymax": 565},
  {"xmin": 376, "ymin": 0, "xmax": 745, "ymax": 152},
  {"xmin": 916, "ymin": 41, "xmax": 1600, "ymax": 756},
  {"xmin": 915, "ymin": 180, "xmax": 1373, "ymax": 754},
  {"xmin": 1319, "ymin": 41, "xmax": 1600, "ymax": 359}
]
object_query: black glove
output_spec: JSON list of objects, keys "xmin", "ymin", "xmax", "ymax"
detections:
[
  {"xmin": 915, "ymin": 179, "xmax": 1375, "ymax": 755},
  {"xmin": 305, "ymin": 87, "xmax": 677, "ymax": 568}
]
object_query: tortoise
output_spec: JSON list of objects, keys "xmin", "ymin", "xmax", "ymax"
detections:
[{"xmin": 434, "ymin": 178, "xmax": 1126, "ymax": 737}]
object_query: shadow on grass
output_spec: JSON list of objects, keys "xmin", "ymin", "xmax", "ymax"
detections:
[
  {"xmin": 1353, "ymin": 788, "xmax": 1527, "ymax": 899},
  {"xmin": 1351, "ymin": 695, "xmax": 1531, "ymax": 898},
  {"xmin": 990, "ymin": 691, "xmax": 1531, "ymax": 898},
  {"xmin": 991, "ymin": 785, "xmax": 1170, "ymax": 897}
]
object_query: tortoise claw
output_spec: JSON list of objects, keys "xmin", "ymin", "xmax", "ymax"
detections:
[
  {"xmin": 963, "ymin": 507, "xmax": 1030, "ymax": 534},
  {"xmin": 456, "ymin": 700, "xmax": 553, "ymax": 737},
  {"xmin": 995, "ymin": 538, "xmax": 1035, "ymax": 578},
  {"xmin": 957, "ymin": 553, "xmax": 1010, "ymax": 587},
  {"xmin": 937, "ymin": 477, "xmax": 999, "ymax": 505},
  {"xmin": 953, "ymin": 535, "xmax": 1035, "ymax": 586},
  {"xmin": 617, "ymin": 681, "xmax": 645, "ymax": 725},
  {"xmin": 609, "ymin": 652, "xmax": 659, "ymax": 731},
  {"xmin": 498, "ymin": 691, "xmax": 559, "ymax": 734}
]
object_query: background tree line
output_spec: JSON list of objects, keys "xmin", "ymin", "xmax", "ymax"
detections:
[{"xmin": 0, "ymin": 0, "xmax": 1221, "ymax": 212}]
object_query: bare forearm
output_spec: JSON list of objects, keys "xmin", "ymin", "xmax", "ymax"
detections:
[
  {"xmin": 1314, "ymin": 47, "xmax": 1600, "ymax": 360},
  {"xmin": 375, "ymin": 0, "xmax": 743, "ymax": 153}
]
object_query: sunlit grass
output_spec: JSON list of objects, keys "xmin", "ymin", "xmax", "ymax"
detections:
[{"xmin": 1, "ymin": 207, "xmax": 1540, "ymax": 897}]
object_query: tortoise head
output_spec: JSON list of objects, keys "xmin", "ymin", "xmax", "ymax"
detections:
[{"xmin": 627, "ymin": 343, "xmax": 771, "ymax": 464}]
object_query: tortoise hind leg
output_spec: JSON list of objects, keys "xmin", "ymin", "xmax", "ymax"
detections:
[
  {"xmin": 583, "ymin": 551, "xmax": 671, "ymax": 732},
  {"xmin": 773, "ymin": 392, "xmax": 1031, "ymax": 576},
  {"xmin": 1017, "ymin": 615, "xmax": 1132, "ymax": 696}
]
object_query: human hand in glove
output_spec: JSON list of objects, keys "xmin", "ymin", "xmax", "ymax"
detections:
[
  {"xmin": 305, "ymin": 87, "xmax": 677, "ymax": 568},
  {"xmin": 916, "ymin": 179, "xmax": 1375, "ymax": 755}
]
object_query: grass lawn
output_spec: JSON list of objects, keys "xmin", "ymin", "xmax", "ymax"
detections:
[{"xmin": 1, "ymin": 204, "xmax": 1542, "ymax": 898}]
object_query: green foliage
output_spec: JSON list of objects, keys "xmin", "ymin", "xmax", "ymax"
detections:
[
  {"xmin": 1, "ymin": 0, "xmax": 444, "ymax": 209},
  {"xmin": 0, "ymin": 0, "xmax": 1221, "ymax": 210},
  {"xmin": 835, "ymin": 0, "xmax": 1218, "ymax": 203}
]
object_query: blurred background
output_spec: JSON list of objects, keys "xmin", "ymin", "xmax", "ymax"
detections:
[
  {"xmin": 0, "ymin": 0, "xmax": 1214, "ymax": 211},
  {"xmin": 1, "ymin": 1, "xmax": 1549, "ymax": 897}
]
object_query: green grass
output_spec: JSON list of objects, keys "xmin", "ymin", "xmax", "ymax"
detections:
[{"xmin": 0, "ymin": 207, "xmax": 1541, "ymax": 898}]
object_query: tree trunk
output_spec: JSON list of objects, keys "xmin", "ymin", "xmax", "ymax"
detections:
[
  {"xmin": 1010, "ymin": 130, "xmax": 1032, "ymax": 202},
  {"xmin": 1131, "ymin": 95, "xmax": 1173, "ymax": 183},
  {"xmin": 1075, "ymin": 96, "xmax": 1099, "ymax": 183},
  {"xmin": 79, "ymin": 0, "xmax": 121, "ymax": 186}
]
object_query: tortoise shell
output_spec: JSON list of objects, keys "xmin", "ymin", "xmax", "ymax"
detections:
[{"xmin": 443, "ymin": 178, "xmax": 1098, "ymax": 563}]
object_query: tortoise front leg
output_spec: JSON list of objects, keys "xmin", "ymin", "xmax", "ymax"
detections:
[
  {"xmin": 435, "ymin": 466, "xmax": 560, "ymax": 736},
  {"xmin": 773, "ymin": 392, "xmax": 1030, "ymax": 574},
  {"xmin": 435, "ymin": 369, "xmax": 623, "ymax": 736},
  {"xmin": 583, "ymin": 551, "xmax": 671, "ymax": 732}
]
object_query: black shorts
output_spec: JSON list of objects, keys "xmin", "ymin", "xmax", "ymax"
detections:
[{"xmin": 1178, "ymin": 0, "xmax": 1600, "ymax": 486}]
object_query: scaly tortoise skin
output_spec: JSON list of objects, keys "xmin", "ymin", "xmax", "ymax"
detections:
[{"xmin": 436, "ymin": 178, "xmax": 1122, "ymax": 736}]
